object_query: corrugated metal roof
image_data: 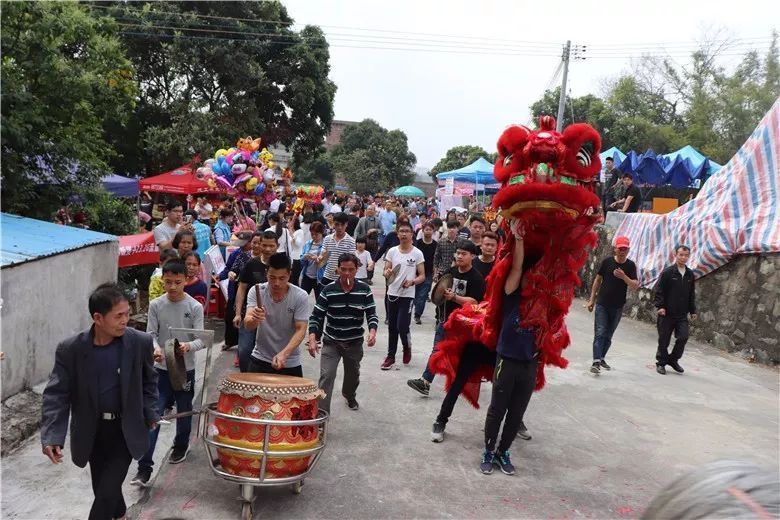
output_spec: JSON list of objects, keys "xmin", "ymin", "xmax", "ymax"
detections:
[{"xmin": 1, "ymin": 213, "xmax": 117, "ymax": 268}]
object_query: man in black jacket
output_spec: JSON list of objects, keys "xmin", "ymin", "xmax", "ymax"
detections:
[
  {"xmin": 653, "ymin": 245, "xmax": 698, "ymax": 375},
  {"xmin": 41, "ymin": 283, "xmax": 159, "ymax": 520}
]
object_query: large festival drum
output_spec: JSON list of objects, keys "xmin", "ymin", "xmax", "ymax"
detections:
[{"xmin": 213, "ymin": 373, "xmax": 325, "ymax": 478}]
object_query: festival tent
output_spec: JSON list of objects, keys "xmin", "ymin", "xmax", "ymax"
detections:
[
  {"xmin": 600, "ymin": 146, "xmax": 626, "ymax": 165},
  {"xmin": 435, "ymin": 157, "xmax": 497, "ymax": 185},
  {"xmin": 101, "ymin": 174, "xmax": 139, "ymax": 198},
  {"xmin": 139, "ymin": 165, "xmax": 222, "ymax": 195},
  {"xmin": 615, "ymin": 97, "xmax": 780, "ymax": 288},
  {"xmin": 663, "ymin": 145, "xmax": 722, "ymax": 177}
]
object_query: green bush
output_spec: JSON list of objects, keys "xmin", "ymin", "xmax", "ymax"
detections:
[{"xmin": 80, "ymin": 187, "xmax": 137, "ymax": 236}]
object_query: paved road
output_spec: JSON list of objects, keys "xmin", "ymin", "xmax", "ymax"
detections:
[{"xmin": 3, "ymin": 286, "xmax": 778, "ymax": 519}]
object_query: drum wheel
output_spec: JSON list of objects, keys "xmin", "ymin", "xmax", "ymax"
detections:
[
  {"xmin": 292, "ymin": 480, "xmax": 304, "ymax": 495},
  {"xmin": 241, "ymin": 501, "xmax": 254, "ymax": 520}
]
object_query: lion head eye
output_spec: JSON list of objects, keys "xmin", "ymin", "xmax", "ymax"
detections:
[
  {"xmin": 576, "ymin": 142, "xmax": 594, "ymax": 167},
  {"xmin": 503, "ymin": 154, "xmax": 514, "ymax": 167}
]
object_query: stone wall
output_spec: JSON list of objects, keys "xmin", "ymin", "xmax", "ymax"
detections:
[{"xmin": 579, "ymin": 225, "xmax": 780, "ymax": 365}]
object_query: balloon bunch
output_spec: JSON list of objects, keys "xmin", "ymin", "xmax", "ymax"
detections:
[{"xmin": 196, "ymin": 136, "xmax": 276, "ymax": 199}]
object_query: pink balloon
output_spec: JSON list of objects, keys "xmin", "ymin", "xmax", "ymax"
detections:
[{"xmin": 215, "ymin": 177, "xmax": 232, "ymax": 190}]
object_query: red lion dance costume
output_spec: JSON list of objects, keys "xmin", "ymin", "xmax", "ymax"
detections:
[{"xmin": 429, "ymin": 116, "xmax": 603, "ymax": 405}]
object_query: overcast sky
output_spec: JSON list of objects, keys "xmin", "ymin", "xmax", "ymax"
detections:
[{"xmin": 283, "ymin": 0, "xmax": 778, "ymax": 168}]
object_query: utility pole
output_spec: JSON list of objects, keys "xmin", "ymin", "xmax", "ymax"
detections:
[{"xmin": 556, "ymin": 40, "xmax": 571, "ymax": 132}]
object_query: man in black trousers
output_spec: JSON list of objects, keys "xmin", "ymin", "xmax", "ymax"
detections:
[
  {"xmin": 653, "ymin": 245, "xmax": 698, "ymax": 374},
  {"xmin": 41, "ymin": 283, "xmax": 159, "ymax": 520}
]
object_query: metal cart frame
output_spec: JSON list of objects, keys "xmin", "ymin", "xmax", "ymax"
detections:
[{"xmin": 200, "ymin": 403, "xmax": 330, "ymax": 519}]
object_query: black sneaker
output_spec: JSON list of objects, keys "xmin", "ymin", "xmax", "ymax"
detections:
[
  {"xmin": 346, "ymin": 397, "xmax": 359, "ymax": 410},
  {"xmin": 656, "ymin": 364, "xmax": 666, "ymax": 375},
  {"xmin": 431, "ymin": 422, "xmax": 445, "ymax": 443},
  {"xmin": 130, "ymin": 467, "xmax": 152, "ymax": 487},
  {"xmin": 407, "ymin": 378, "xmax": 430, "ymax": 396},
  {"xmin": 599, "ymin": 359, "xmax": 612, "ymax": 371},
  {"xmin": 169, "ymin": 446, "xmax": 188, "ymax": 464},
  {"xmin": 480, "ymin": 449, "xmax": 495, "ymax": 474},
  {"xmin": 669, "ymin": 362, "xmax": 684, "ymax": 373},
  {"xmin": 494, "ymin": 450, "xmax": 515, "ymax": 475},
  {"xmin": 516, "ymin": 422, "xmax": 532, "ymax": 440},
  {"xmin": 590, "ymin": 362, "xmax": 600, "ymax": 374},
  {"xmin": 414, "ymin": 316, "xmax": 422, "ymax": 325}
]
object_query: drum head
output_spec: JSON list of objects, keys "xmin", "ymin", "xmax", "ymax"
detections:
[
  {"xmin": 221, "ymin": 373, "xmax": 323, "ymax": 400},
  {"xmin": 430, "ymin": 273, "xmax": 453, "ymax": 307},
  {"xmin": 164, "ymin": 339, "xmax": 188, "ymax": 391},
  {"xmin": 226, "ymin": 372, "xmax": 315, "ymax": 388},
  {"xmin": 385, "ymin": 264, "xmax": 401, "ymax": 284}
]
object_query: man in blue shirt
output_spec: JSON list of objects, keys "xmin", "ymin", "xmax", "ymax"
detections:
[
  {"xmin": 480, "ymin": 228, "xmax": 537, "ymax": 477},
  {"xmin": 213, "ymin": 209, "xmax": 234, "ymax": 259},
  {"xmin": 378, "ymin": 204, "xmax": 396, "ymax": 245},
  {"xmin": 185, "ymin": 210, "xmax": 213, "ymax": 260}
]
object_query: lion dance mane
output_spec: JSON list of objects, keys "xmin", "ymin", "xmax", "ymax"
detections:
[{"xmin": 429, "ymin": 116, "xmax": 603, "ymax": 406}]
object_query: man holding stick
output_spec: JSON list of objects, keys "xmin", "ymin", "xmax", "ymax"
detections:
[{"xmin": 244, "ymin": 253, "xmax": 310, "ymax": 376}]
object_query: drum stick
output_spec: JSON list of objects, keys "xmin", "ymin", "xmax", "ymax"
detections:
[{"xmin": 254, "ymin": 283, "xmax": 263, "ymax": 327}]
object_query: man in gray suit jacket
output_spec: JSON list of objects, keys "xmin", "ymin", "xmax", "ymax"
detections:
[{"xmin": 41, "ymin": 283, "xmax": 159, "ymax": 520}]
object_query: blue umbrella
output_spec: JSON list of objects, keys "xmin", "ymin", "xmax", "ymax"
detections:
[{"xmin": 393, "ymin": 185, "xmax": 425, "ymax": 197}]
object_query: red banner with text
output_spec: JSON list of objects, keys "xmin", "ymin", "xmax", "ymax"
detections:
[{"xmin": 118, "ymin": 232, "xmax": 159, "ymax": 268}]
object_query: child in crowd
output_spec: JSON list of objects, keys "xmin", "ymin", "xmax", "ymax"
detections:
[
  {"xmin": 148, "ymin": 248, "xmax": 180, "ymax": 301},
  {"xmin": 355, "ymin": 237, "xmax": 374, "ymax": 284},
  {"xmin": 131, "ymin": 259, "xmax": 204, "ymax": 487}
]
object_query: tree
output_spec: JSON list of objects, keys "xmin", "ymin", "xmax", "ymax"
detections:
[
  {"xmin": 528, "ymin": 33, "xmax": 780, "ymax": 163},
  {"xmin": 429, "ymin": 145, "xmax": 496, "ymax": 181},
  {"xmin": 1, "ymin": 2, "xmax": 137, "ymax": 217},
  {"xmin": 105, "ymin": 1, "xmax": 336, "ymax": 175},
  {"xmin": 80, "ymin": 188, "xmax": 137, "ymax": 236},
  {"xmin": 329, "ymin": 119, "xmax": 416, "ymax": 193}
]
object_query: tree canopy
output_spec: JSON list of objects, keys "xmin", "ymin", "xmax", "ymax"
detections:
[
  {"xmin": 328, "ymin": 119, "xmax": 417, "ymax": 193},
  {"xmin": 429, "ymin": 145, "xmax": 497, "ymax": 181},
  {"xmin": 103, "ymin": 1, "xmax": 337, "ymax": 175},
  {"xmin": 1, "ymin": 1, "xmax": 137, "ymax": 217},
  {"xmin": 530, "ymin": 34, "xmax": 780, "ymax": 163}
]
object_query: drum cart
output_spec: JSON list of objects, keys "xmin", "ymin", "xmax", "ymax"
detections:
[{"xmin": 199, "ymin": 403, "xmax": 330, "ymax": 520}]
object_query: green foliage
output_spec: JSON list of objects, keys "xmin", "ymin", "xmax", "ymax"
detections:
[
  {"xmin": 429, "ymin": 145, "xmax": 496, "ymax": 181},
  {"xmin": 106, "ymin": 1, "xmax": 337, "ymax": 175},
  {"xmin": 529, "ymin": 34, "xmax": 780, "ymax": 163},
  {"xmin": 291, "ymin": 147, "xmax": 335, "ymax": 186},
  {"xmin": 1, "ymin": 1, "xmax": 137, "ymax": 216},
  {"xmin": 80, "ymin": 188, "xmax": 138, "ymax": 236},
  {"xmin": 329, "ymin": 119, "xmax": 417, "ymax": 193}
]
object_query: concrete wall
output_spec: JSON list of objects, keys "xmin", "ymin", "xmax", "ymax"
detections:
[
  {"xmin": 1, "ymin": 242, "xmax": 118, "ymax": 399},
  {"xmin": 579, "ymin": 225, "xmax": 780, "ymax": 365}
]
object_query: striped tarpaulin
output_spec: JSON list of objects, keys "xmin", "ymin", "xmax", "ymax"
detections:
[{"xmin": 615, "ymin": 98, "xmax": 780, "ymax": 288}]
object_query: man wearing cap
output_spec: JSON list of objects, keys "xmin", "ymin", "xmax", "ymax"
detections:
[{"xmin": 585, "ymin": 236, "xmax": 639, "ymax": 373}]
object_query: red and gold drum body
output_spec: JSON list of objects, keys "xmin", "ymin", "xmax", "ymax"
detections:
[{"xmin": 213, "ymin": 373, "xmax": 324, "ymax": 478}]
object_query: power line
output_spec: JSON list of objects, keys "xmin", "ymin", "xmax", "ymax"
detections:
[
  {"xmin": 87, "ymin": 3, "xmax": 563, "ymax": 47},
  {"xmin": 117, "ymin": 31, "xmax": 564, "ymax": 57},
  {"xmin": 89, "ymin": 3, "xmax": 774, "ymax": 53},
  {"xmin": 112, "ymin": 22, "xmax": 569, "ymax": 53}
]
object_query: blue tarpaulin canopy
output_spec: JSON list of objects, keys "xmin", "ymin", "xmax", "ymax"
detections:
[
  {"xmin": 662, "ymin": 145, "xmax": 722, "ymax": 177},
  {"xmin": 102, "ymin": 174, "xmax": 139, "ymax": 198},
  {"xmin": 600, "ymin": 147, "xmax": 626, "ymax": 165},
  {"xmin": 435, "ymin": 157, "xmax": 496, "ymax": 184}
]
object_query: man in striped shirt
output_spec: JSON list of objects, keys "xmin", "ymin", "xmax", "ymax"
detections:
[
  {"xmin": 308, "ymin": 253, "xmax": 378, "ymax": 413},
  {"xmin": 317, "ymin": 212, "xmax": 357, "ymax": 287}
]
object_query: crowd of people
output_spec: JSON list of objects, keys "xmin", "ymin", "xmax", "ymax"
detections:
[{"xmin": 40, "ymin": 186, "xmax": 705, "ymax": 519}]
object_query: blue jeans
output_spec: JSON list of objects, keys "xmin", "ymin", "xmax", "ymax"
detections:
[
  {"xmin": 422, "ymin": 323, "xmax": 447, "ymax": 383},
  {"xmin": 139, "ymin": 368, "xmax": 195, "ymax": 471},
  {"xmin": 238, "ymin": 325, "xmax": 256, "ymax": 373},
  {"xmin": 592, "ymin": 304, "xmax": 623, "ymax": 361},
  {"xmin": 413, "ymin": 275, "xmax": 433, "ymax": 318}
]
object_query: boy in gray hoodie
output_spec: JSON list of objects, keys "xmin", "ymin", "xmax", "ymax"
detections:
[{"xmin": 131, "ymin": 259, "xmax": 204, "ymax": 487}]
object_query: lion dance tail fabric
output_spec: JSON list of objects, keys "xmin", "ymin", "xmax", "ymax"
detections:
[{"xmin": 429, "ymin": 116, "xmax": 603, "ymax": 407}]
